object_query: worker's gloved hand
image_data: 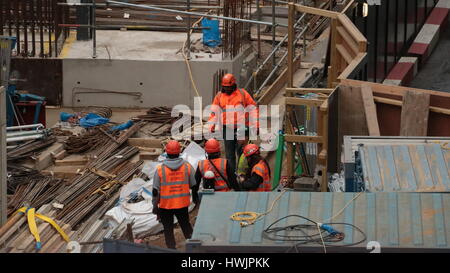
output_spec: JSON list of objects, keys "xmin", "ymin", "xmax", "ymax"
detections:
[
  {"xmin": 152, "ymin": 207, "xmax": 160, "ymax": 220},
  {"xmin": 209, "ymin": 124, "xmax": 216, "ymax": 133}
]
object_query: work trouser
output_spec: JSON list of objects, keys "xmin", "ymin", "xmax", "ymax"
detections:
[
  {"xmin": 159, "ymin": 207, "xmax": 193, "ymax": 249},
  {"xmin": 223, "ymin": 125, "xmax": 245, "ymax": 176}
]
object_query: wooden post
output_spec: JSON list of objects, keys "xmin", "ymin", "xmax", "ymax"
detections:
[
  {"xmin": 286, "ymin": 3, "xmax": 295, "ymax": 178},
  {"xmin": 328, "ymin": 18, "xmax": 338, "ymax": 88}
]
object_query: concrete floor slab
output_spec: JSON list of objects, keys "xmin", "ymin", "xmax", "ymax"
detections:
[
  {"xmin": 410, "ymin": 27, "xmax": 450, "ymax": 93},
  {"xmin": 62, "ymin": 30, "xmax": 222, "ymax": 61}
]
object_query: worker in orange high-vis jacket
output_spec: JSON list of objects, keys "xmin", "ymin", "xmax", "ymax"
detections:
[
  {"xmin": 195, "ymin": 139, "xmax": 239, "ymax": 193},
  {"xmin": 208, "ymin": 73, "xmax": 259, "ymax": 175},
  {"xmin": 152, "ymin": 140, "xmax": 199, "ymax": 249},
  {"xmin": 238, "ymin": 144, "xmax": 271, "ymax": 192}
]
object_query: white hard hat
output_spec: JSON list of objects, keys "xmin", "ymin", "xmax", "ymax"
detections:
[{"xmin": 204, "ymin": 170, "xmax": 215, "ymax": 179}]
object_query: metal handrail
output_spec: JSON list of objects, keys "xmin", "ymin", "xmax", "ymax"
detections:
[
  {"xmin": 243, "ymin": 12, "xmax": 307, "ymax": 90},
  {"xmin": 253, "ymin": 23, "xmax": 309, "ymax": 97}
]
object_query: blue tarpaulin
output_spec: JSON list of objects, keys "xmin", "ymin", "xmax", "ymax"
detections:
[
  {"xmin": 201, "ymin": 18, "xmax": 221, "ymax": 48},
  {"xmin": 79, "ymin": 113, "xmax": 109, "ymax": 128},
  {"xmin": 60, "ymin": 112, "xmax": 74, "ymax": 122},
  {"xmin": 110, "ymin": 120, "xmax": 133, "ymax": 131}
]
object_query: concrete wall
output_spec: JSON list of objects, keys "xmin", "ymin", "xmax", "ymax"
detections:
[{"xmin": 62, "ymin": 46, "xmax": 256, "ymax": 109}]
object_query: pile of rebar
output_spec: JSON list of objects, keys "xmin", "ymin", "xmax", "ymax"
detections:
[
  {"xmin": 7, "ymin": 174, "xmax": 66, "ymax": 217},
  {"xmin": 65, "ymin": 125, "xmax": 114, "ymax": 154},
  {"xmin": 7, "ymin": 137, "xmax": 57, "ymax": 161},
  {"xmin": 133, "ymin": 106, "xmax": 175, "ymax": 123}
]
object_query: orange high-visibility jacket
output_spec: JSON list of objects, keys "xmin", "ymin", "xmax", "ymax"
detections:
[
  {"xmin": 251, "ymin": 160, "xmax": 271, "ymax": 192},
  {"xmin": 208, "ymin": 89, "xmax": 259, "ymax": 130},
  {"xmin": 156, "ymin": 163, "xmax": 193, "ymax": 209},
  {"xmin": 198, "ymin": 158, "xmax": 230, "ymax": 192}
]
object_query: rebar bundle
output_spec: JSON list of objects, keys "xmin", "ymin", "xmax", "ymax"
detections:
[
  {"xmin": 7, "ymin": 137, "xmax": 57, "ymax": 161},
  {"xmin": 65, "ymin": 125, "xmax": 114, "ymax": 154}
]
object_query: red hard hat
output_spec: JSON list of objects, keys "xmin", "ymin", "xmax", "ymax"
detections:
[
  {"xmin": 243, "ymin": 144, "xmax": 259, "ymax": 157},
  {"xmin": 205, "ymin": 139, "xmax": 220, "ymax": 154},
  {"xmin": 165, "ymin": 140, "xmax": 181, "ymax": 155},
  {"xmin": 222, "ymin": 73, "xmax": 236, "ymax": 87}
]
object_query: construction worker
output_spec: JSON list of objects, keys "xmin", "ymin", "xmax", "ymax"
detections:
[
  {"xmin": 238, "ymin": 144, "xmax": 272, "ymax": 192},
  {"xmin": 152, "ymin": 140, "xmax": 198, "ymax": 249},
  {"xmin": 195, "ymin": 139, "xmax": 239, "ymax": 192},
  {"xmin": 208, "ymin": 73, "xmax": 259, "ymax": 175}
]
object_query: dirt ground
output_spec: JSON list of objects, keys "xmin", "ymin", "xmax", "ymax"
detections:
[{"xmin": 142, "ymin": 206, "xmax": 200, "ymax": 251}]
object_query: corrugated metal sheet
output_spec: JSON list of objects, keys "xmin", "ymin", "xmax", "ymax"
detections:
[
  {"xmin": 358, "ymin": 143, "xmax": 450, "ymax": 192},
  {"xmin": 187, "ymin": 192, "xmax": 450, "ymax": 253}
]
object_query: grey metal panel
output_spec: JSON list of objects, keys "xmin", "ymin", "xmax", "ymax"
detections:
[
  {"xmin": 188, "ymin": 192, "xmax": 450, "ymax": 252},
  {"xmin": 359, "ymin": 143, "xmax": 450, "ymax": 192},
  {"xmin": 343, "ymin": 136, "xmax": 450, "ymax": 164}
]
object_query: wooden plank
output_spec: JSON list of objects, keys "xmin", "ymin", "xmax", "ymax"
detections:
[
  {"xmin": 336, "ymin": 26, "xmax": 359, "ymax": 55},
  {"xmin": 373, "ymin": 96, "xmax": 450, "ymax": 115},
  {"xmin": 360, "ymin": 85, "xmax": 381, "ymax": 136},
  {"xmin": 31, "ymin": 143, "xmax": 64, "ymax": 171},
  {"xmin": 338, "ymin": 85, "xmax": 369, "ymax": 136},
  {"xmin": 127, "ymin": 138, "xmax": 162, "ymax": 148},
  {"xmin": 286, "ymin": 87, "xmax": 334, "ymax": 94},
  {"xmin": 320, "ymin": 99, "xmax": 329, "ymax": 112},
  {"xmin": 285, "ymin": 97, "xmax": 324, "ymax": 107},
  {"xmin": 54, "ymin": 158, "xmax": 88, "ymax": 166},
  {"xmin": 341, "ymin": 0, "xmax": 355, "ymax": 14},
  {"xmin": 400, "ymin": 91, "xmax": 430, "ymax": 136},
  {"xmin": 337, "ymin": 14, "xmax": 367, "ymax": 49},
  {"xmin": 294, "ymin": 4, "xmax": 340, "ymax": 18},
  {"xmin": 328, "ymin": 18, "xmax": 339, "ymax": 88},
  {"xmin": 139, "ymin": 149, "xmax": 163, "ymax": 160},
  {"xmin": 340, "ymin": 79, "xmax": 450, "ymax": 99},
  {"xmin": 337, "ymin": 52, "xmax": 367, "ymax": 81},
  {"xmin": 51, "ymin": 150, "xmax": 67, "ymax": 161},
  {"xmin": 336, "ymin": 44, "xmax": 353, "ymax": 64},
  {"xmin": 284, "ymin": 134, "xmax": 323, "ymax": 143}
]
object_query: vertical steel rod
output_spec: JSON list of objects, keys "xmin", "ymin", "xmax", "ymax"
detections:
[
  {"xmin": 23, "ymin": 0, "xmax": 29, "ymax": 57},
  {"xmin": 92, "ymin": 0, "xmax": 97, "ymax": 58},
  {"xmin": 187, "ymin": 0, "xmax": 191, "ymax": 59},
  {"xmin": 47, "ymin": 0, "xmax": 52, "ymax": 57},
  {"xmin": 272, "ymin": 0, "xmax": 276, "ymax": 68},
  {"xmin": 15, "ymin": 0, "xmax": 20, "ymax": 56},
  {"xmin": 39, "ymin": 0, "xmax": 44, "ymax": 57},
  {"xmin": 31, "ymin": 0, "xmax": 36, "ymax": 57},
  {"xmin": 256, "ymin": 0, "xmax": 261, "ymax": 58}
]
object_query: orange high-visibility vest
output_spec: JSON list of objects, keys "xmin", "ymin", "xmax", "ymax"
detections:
[
  {"xmin": 157, "ymin": 163, "xmax": 192, "ymax": 209},
  {"xmin": 198, "ymin": 158, "xmax": 230, "ymax": 192},
  {"xmin": 208, "ymin": 89, "xmax": 259, "ymax": 129},
  {"xmin": 251, "ymin": 160, "xmax": 271, "ymax": 192}
]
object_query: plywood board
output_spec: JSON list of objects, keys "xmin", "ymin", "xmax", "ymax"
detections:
[
  {"xmin": 400, "ymin": 90, "xmax": 430, "ymax": 136},
  {"xmin": 360, "ymin": 85, "xmax": 380, "ymax": 136}
]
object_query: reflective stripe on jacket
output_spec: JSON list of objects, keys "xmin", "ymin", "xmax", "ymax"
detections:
[
  {"xmin": 198, "ymin": 158, "xmax": 230, "ymax": 191},
  {"xmin": 157, "ymin": 163, "xmax": 191, "ymax": 209},
  {"xmin": 208, "ymin": 89, "xmax": 259, "ymax": 129},
  {"xmin": 251, "ymin": 160, "xmax": 271, "ymax": 192}
]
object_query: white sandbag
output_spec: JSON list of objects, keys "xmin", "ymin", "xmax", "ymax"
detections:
[
  {"xmin": 180, "ymin": 141, "xmax": 206, "ymax": 170},
  {"xmin": 141, "ymin": 161, "xmax": 161, "ymax": 178}
]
